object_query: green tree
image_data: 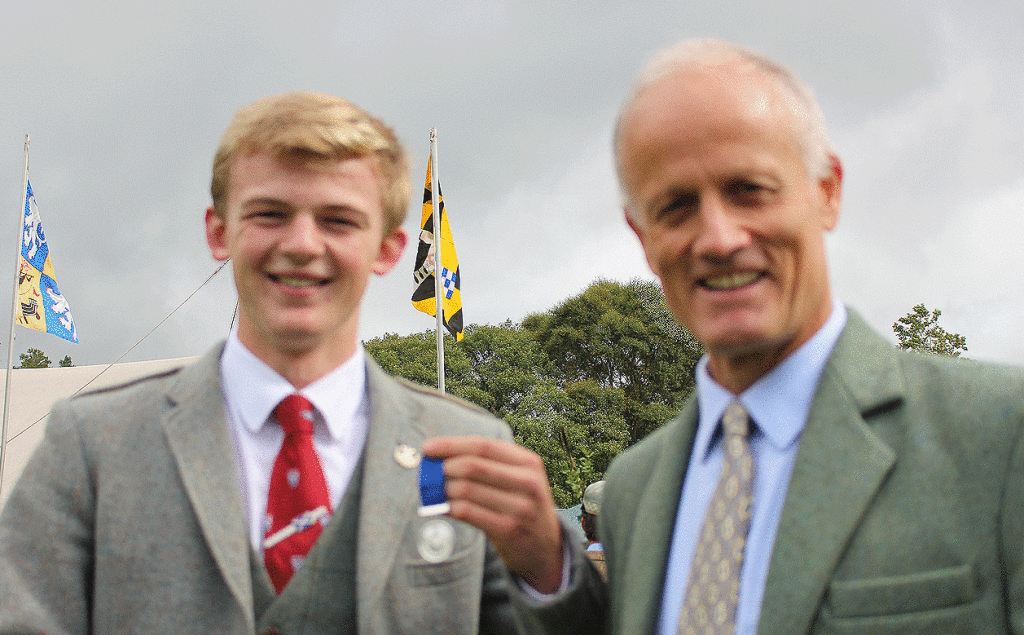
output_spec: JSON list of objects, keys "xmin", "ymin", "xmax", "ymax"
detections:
[
  {"xmin": 362, "ymin": 279, "xmax": 703, "ymax": 507},
  {"xmin": 459, "ymin": 320, "xmax": 551, "ymax": 419},
  {"xmin": 364, "ymin": 330, "xmax": 486, "ymax": 406},
  {"xmin": 530, "ymin": 278, "xmax": 701, "ymax": 446},
  {"xmin": 893, "ymin": 304, "xmax": 968, "ymax": 357},
  {"xmin": 59, "ymin": 355, "xmax": 74, "ymax": 367},
  {"xmin": 18, "ymin": 348, "xmax": 51, "ymax": 368}
]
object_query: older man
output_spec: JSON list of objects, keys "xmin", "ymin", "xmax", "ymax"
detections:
[{"xmin": 429, "ymin": 39, "xmax": 1024, "ymax": 635}]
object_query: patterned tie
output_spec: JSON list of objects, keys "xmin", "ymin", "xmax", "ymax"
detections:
[
  {"xmin": 263, "ymin": 394, "xmax": 332, "ymax": 593},
  {"xmin": 677, "ymin": 400, "xmax": 754, "ymax": 635}
]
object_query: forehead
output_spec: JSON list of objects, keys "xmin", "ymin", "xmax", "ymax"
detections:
[
  {"xmin": 227, "ymin": 150, "xmax": 384, "ymax": 209},
  {"xmin": 619, "ymin": 66, "xmax": 804, "ymax": 184}
]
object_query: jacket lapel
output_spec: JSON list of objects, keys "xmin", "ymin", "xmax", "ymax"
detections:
[
  {"xmin": 618, "ymin": 398, "xmax": 699, "ymax": 635},
  {"xmin": 356, "ymin": 360, "xmax": 428, "ymax": 626},
  {"xmin": 161, "ymin": 345, "xmax": 257, "ymax": 631},
  {"xmin": 758, "ymin": 312, "xmax": 902, "ymax": 635}
]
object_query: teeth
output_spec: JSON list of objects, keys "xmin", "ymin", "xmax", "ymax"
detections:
[
  {"xmin": 277, "ymin": 276, "xmax": 320, "ymax": 288},
  {"xmin": 703, "ymin": 272, "xmax": 759, "ymax": 290}
]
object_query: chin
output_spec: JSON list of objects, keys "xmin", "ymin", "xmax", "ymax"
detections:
[
  {"xmin": 263, "ymin": 318, "xmax": 324, "ymax": 346},
  {"xmin": 714, "ymin": 328, "xmax": 800, "ymax": 362},
  {"xmin": 702, "ymin": 320, "xmax": 777, "ymax": 353},
  {"xmin": 697, "ymin": 316, "xmax": 766, "ymax": 348}
]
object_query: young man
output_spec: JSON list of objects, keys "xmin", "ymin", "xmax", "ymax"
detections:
[
  {"xmin": 0, "ymin": 92, "xmax": 517, "ymax": 635},
  {"xmin": 430, "ymin": 39, "xmax": 1024, "ymax": 634}
]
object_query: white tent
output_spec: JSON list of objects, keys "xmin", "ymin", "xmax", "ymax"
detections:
[{"xmin": 0, "ymin": 357, "xmax": 198, "ymax": 508}]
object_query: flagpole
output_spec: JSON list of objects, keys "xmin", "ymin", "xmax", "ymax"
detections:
[
  {"xmin": 429, "ymin": 128, "xmax": 445, "ymax": 394},
  {"xmin": 0, "ymin": 134, "xmax": 28, "ymax": 492}
]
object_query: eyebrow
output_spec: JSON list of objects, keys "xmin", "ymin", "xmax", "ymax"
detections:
[{"xmin": 239, "ymin": 196, "xmax": 292, "ymax": 209}]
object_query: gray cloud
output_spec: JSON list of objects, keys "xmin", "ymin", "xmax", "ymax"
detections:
[{"xmin": 1, "ymin": 0, "xmax": 1021, "ymax": 367}]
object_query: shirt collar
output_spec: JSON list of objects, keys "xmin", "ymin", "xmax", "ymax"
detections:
[
  {"xmin": 220, "ymin": 331, "xmax": 368, "ymax": 442},
  {"xmin": 694, "ymin": 300, "xmax": 847, "ymax": 457}
]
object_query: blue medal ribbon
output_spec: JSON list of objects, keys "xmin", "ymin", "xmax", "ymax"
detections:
[{"xmin": 418, "ymin": 456, "xmax": 450, "ymax": 516}]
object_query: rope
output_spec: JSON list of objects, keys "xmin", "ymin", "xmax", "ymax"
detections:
[{"xmin": 7, "ymin": 260, "xmax": 230, "ymax": 442}]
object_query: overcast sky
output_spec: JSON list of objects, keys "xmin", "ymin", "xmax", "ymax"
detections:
[{"xmin": 1, "ymin": 0, "xmax": 1022, "ymax": 368}]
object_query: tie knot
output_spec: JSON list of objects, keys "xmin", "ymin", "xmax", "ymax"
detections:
[
  {"xmin": 722, "ymin": 400, "xmax": 749, "ymax": 438},
  {"xmin": 274, "ymin": 394, "xmax": 316, "ymax": 436}
]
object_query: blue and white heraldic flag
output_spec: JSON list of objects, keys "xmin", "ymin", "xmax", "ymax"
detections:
[{"xmin": 17, "ymin": 181, "xmax": 78, "ymax": 343}]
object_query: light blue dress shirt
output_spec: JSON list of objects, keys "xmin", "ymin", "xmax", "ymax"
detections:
[{"xmin": 657, "ymin": 301, "xmax": 847, "ymax": 635}]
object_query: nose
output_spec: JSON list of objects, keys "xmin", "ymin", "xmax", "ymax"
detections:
[
  {"xmin": 280, "ymin": 212, "xmax": 324, "ymax": 260},
  {"xmin": 691, "ymin": 196, "xmax": 750, "ymax": 261}
]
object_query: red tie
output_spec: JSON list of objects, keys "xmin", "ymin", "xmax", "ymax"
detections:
[{"xmin": 263, "ymin": 394, "xmax": 332, "ymax": 593}]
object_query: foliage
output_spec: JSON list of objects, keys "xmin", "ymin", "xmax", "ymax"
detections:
[
  {"xmin": 457, "ymin": 320, "xmax": 552, "ymax": 419},
  {"xmin": 530, "ymin": 279, "xmax": 702, "ymax": 445},
  {"xmin": 893, "ymin": 304, "xmax": 968, "ymax": 357},
  {"xmin": 59, "ymin": 355, "xmax": 74, "ymax": 367},
  {"xmin": 364, "ymin": 279, "xmax": 703, "ymax": 507},
  {"xmin": 17, "ymin": 348, "xmax": 51, "ymax": 368},
  {"xmin": 364, "ymin": 330, "xmax": 488, "ymax": 406}
]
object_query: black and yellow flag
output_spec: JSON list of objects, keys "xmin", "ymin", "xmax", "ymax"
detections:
[{"xmin": 412, "ymin": 155, "xmax": 463, "ymax": 340}]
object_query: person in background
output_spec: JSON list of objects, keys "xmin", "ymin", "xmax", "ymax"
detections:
[{"xmin": 581, "ymin": 480, "xmax": 606, "ymax": 579}]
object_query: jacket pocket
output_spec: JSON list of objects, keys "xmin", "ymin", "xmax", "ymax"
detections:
[
  {"xmin": 406, "ymin": 544, "xmax": 477, "ymax": 586},
  {"xmin": 817, "ymin": 563, "xmax": 982, "ymax": 635},
  {"xmin": 826, "ymin": 563, "xmax": 976, "ymax": 617}
]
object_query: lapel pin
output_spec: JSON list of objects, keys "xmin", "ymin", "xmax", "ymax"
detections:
[{"xmin": 394, "ymin": 444, "xmax": 421, "ymax": 469}]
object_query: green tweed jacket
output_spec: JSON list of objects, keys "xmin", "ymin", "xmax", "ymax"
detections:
[{"xmin": 513, "ymin": 310, "xmax": 1024, "ymax": 635}]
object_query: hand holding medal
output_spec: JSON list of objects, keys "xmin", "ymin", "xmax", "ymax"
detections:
[{"xmin": 419, "ymin": 436, "xmax": 565, "ymax": 594}]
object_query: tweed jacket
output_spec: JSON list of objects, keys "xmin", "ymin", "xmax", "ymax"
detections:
[
  {"xmin": 0, "ymin": 343, "xmax": 518, "ymax": 634},
  {"xmin": 512, "ymin": 310, "xmax": 1024, "ymax": 635}
]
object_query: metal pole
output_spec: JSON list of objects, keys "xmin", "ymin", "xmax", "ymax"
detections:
[
  {"xmin": 0, "ymin": 134, "xmax": 29, "ymax": 493},
  {"xmin": 429, "ymin": 128, "xmax": 445, "ymax": 393}
]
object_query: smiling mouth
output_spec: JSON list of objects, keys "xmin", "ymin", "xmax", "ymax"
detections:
[
  {"xmin": 700, "ymin": 271, "xmax": 762, "ymax": 291},
  {"xmin": 269, "ymin": 274, "xmax": 329, "ymax": 288}
]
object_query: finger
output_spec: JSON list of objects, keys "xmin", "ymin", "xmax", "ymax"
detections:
[
  {"xmin": 422, "ymin": 436, "xmax": 537, "ymax": 467},
  {"xmin": 444, "ymin": 481, "xmax": 564, "ymax": 593},
  {"xmin": 444, "ymin": 468, "xmax": 543, "ymax": 518},
  {"xmin": 445, "ymin": 487, "xmax": 536, "ymax": 538},
  {"xmin": 443, "ymin": 451, "xmax": 550, "ymax": 497},
  {"xmin": 444, "ymin": 477, "xmax": 560, "ymax": 555}
]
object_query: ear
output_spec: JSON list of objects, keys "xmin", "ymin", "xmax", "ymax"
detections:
[
  {"xmin": 372, "ymin": 228, "xmax": 407, "ymax": 275},
  {"xmin": 625, "ymin": 205, "xmax": 657, "ymax": 273},
  {"xmin": 205, "ymin": 207, "xmax": 231, "ymax": 261},
  {"xmin": 818, "ymin": 154, "xmax": 843, "ymax": 231}
]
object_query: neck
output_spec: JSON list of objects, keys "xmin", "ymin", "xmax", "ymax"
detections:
[
  {"xmin": 706, "ymin": 299, "xmax": 837, "ymax": 394},
  {"xmin": 706, "ymin": 347, "xmax": 788, "ymax": 395},
  {"xmin": 237, "ymin": 331, "xmax": 357, "ymax": 389}
]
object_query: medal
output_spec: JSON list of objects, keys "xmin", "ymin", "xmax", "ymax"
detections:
[
  {"xmin": 417, "ymin": 518, "xmax": 455, "ymax": 563},
  {"xmin": 418, "ymin": 455, "xmax": 450, "ymax": 516}
]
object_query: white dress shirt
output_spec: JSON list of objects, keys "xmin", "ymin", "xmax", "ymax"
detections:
[
  {"xmin": 657, "ymin": 300, "xmax": 847, "ymax": 635},
  {"xmin": 219, "ymin": 332, "xmax": 370, "ymax": 553}
]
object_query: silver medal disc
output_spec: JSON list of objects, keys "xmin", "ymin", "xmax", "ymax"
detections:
[{"xmin": 417, "ymin": 518, "xmax": 455, "ymax": 563}]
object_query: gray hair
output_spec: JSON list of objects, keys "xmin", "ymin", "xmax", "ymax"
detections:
[{"xmin": 614, "ymin": 38, "xmax": 835, "ymax": 213}]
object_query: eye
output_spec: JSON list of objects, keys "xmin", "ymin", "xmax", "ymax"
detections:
[
  {"xmin": 725, "ymin": 179, "xmax": 775, "ymax": 206},
  {"xmin": 653, "ymin": 192, "xmax": 698, "ymax": 225},
  {"xmin": 246, "ymin": 208, "xmax": 287, "ymax": 224},
  {"xmin": 321, "ymin": 211, "xmax": 366, "ymax": 231}
]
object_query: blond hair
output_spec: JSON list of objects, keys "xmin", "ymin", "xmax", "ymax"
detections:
[{"xmin": 211, "ymin": 91, "xmax": 410, "ymax": 232}]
